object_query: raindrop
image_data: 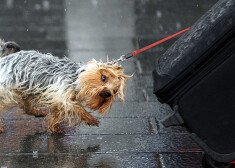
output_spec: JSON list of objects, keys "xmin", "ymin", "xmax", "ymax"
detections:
[
  {"xmin": 26, "ymin": 29, "xmax": 29, "ymax": 31},
  {"xmin": 176, "ymin": 22, "xmax": 181, "ymax": 29},
  {"xmin": 159, "ymin": 24, "xmax": 164, "ymax": 31},
  {"xmin": 24, "ymin": 0, "xmax": 27, "ymax": 4},
  {"xmin": 43, "ymin": 0, "xmax": 50, "ymax": 10},
  {"xmin": 156, "ymin": 11, "xmax": 162, "ymax": 18},
  {"xmin": 35, "ymin": 4, "xmax": 41, "ymax": 10},
  {"xmin": 64, "ymin": 8, "xmax": 67, "ymax": 12},
  {"xmin": 91, "ymin": 0, "xmax": 98, "ymax": 8},
  {"xmin": 197, "ymin": 4, "xmax": 199, "ymax": 7},
  {"xmin": 5, "ymin": 0, "xmax": 13, "ymax": 8}
]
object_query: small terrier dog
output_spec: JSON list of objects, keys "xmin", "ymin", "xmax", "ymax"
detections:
[{"xmin": 0, "ymin": 41, "xmax": 130, "ymax": 133}]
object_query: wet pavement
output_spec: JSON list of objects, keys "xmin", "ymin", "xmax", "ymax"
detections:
[{"xmin": 0, "ymin": 0, "xmax": 218, "ymax": 167}]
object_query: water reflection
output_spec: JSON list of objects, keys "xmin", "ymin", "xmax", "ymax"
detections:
[{"xmin": 12, "ymin": 133, "xmax": 101, "ymax": 168}]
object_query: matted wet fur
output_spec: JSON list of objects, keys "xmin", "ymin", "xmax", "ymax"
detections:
[{"xmin": 0, "ymin": 50, "xmax": 130, "ymax": 133}]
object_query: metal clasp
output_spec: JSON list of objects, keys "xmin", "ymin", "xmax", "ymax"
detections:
[{"xmin": 113, "ymin": 55, "xmax": 126, "ymax": 63}]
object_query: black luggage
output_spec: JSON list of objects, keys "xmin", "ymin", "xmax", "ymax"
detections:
[{"xmin": 153, "ymin": 0, "xmax": 235, "ymax": 165}]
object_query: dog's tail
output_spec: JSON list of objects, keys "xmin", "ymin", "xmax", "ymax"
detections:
[{"xmin": 0, "ymin": 38, "xmax": 21, "ymax": 57}]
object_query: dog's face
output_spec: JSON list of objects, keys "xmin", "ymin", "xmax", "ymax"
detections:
[{"xmin": 78, "ymin": 60, "xmax": 131, "ymax": 115}]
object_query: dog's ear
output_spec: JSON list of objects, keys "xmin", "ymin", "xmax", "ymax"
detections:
[
  {"xmin": 121, "ymin": 74, "xmax": 131, "ymax": 79},
  {"xmin": 117, "ymin": 76, "xmax": 128, "ymax": 103},
  {"xmin": 115, "ymin": 68, "xmax": 131, "ymax": 102}
]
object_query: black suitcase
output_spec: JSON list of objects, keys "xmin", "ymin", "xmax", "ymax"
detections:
[{"xmin": 153, "ymin": 0, "xmax": 235, "ymax": 165}]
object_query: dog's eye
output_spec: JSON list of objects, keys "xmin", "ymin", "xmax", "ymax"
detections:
[{"xmin": 101, "ymin": 75, "xmax": 107, "ymax": 82}]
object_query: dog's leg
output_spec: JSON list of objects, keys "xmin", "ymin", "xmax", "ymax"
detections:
[
  {"xmin": 22, "ymin": 96, "xmax": 47, "ymax": 117},
  {"xmin": 31, "ymin": 107, "xmax": 47, "ymax": 117},
  {"xmin": 76, "ymin": 105, "xmax": 100, "ymax": 127},
  {"xmin": 48, "ymin": 110, "xmax": 65, "ymax": 134},
  {"xmin": 48, "ymin": 105, "xmax": 100, "ymax": 134}
]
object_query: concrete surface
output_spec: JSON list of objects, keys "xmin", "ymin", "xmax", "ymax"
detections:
[{"xmin": 0, "ymin": 0, "xmax": 218, "ymax": 167}]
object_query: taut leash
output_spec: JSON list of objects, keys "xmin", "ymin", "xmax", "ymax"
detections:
[{"xmin": 114, "ymin": 27, "xmax": 190, "ymax": 63}]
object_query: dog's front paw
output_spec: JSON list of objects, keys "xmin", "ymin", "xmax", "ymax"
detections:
[
  {"xmin": 50, "ymin": 123, "xmax": 65, "ymax": 134},
  {"xmin": 81, "ymin": 112, "xmax": 100, "ymax": 127},
  {"xmin": 33, "ymin": 108, "xmax": 47, "ymax": 117},
  {"xmin": 87, "ymin": 117, "xmax": 100, "ymax": 127}
]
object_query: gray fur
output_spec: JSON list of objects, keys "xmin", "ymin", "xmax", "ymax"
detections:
[{"xmin": 0, "ymin": 50, "xmax": 84, "ymax": 93}]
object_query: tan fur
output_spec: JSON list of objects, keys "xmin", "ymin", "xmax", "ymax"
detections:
[
  {"xmin": 78, "ymin": 61, "xmax": 130, "ymax": 115},
  {"xmin": 43, "ymin": 61, "xmax": 130, "ymax": 132}
]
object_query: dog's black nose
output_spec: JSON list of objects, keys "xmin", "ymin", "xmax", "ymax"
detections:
[
  {"xmin": 104, "ymin": 90, "xmax": 111, "ymax": 98},
  {"xmin": 100, "ymin": 90, "xmax": 112, "ymax": 98}
]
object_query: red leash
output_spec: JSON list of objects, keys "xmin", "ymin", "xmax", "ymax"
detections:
[
  {"xmin": 230, "ymin": 160, "xmax": 235, "ymax": 164},
  {"xmin": 115, "ymin": 27, "xmax": 190, "ymax": 62}
]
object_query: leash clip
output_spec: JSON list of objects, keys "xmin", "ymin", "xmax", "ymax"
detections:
[
  {"xmin": 119, "ymin": 55, "xmax": 126, "ymax": 62},
  {"xmin": 113, "ymin": 54, "xmax": 126, "ymax": 63}
]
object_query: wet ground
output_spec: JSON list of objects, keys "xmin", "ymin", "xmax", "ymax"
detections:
[{"xmin": 0, "ymin": 0, "xmax": 218, "ymax": 167}]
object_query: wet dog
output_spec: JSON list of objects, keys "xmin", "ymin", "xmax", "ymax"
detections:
[{"xmin": 0, "ymin": 48, "xmax": 130, "ymax": 133}]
